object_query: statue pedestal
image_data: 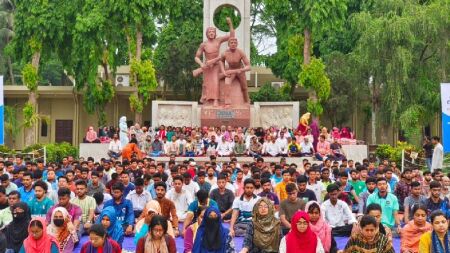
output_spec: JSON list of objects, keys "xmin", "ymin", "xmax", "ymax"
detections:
[{"xmin": 200, "ymin": 105, "xmax": 250, "ymax": 127}]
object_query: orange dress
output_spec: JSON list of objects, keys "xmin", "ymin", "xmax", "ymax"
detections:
[{"xmin": 121, "ymin": 143, "xmax": 142, "ymax": 160}]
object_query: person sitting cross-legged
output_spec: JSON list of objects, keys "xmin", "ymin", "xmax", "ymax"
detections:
[{"xmin": 322, "ymin": 183, "xmax": 356, "ymax": 237}]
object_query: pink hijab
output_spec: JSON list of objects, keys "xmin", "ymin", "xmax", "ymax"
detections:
[
  {"xmin": 23, "ymin": 217, "xmax": 59, "ymax": 253},
  {"xmin": 331, "ymin": 127, "xmax": 340, "ymax": 140},
  {"xmin": 305, "ymin": 201, "xmax": 332, "ymax": 253}
]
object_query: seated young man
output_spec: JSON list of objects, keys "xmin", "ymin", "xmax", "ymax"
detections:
[
  {"xmin": 229, "ymin": 178, "xmax": 260, "ymax": 237},
  {"xmin": 210, "ymin": 174, "xmax": 235, "ymax": 220},
  {"xmin": 166, "ymin": 175, "xmax": 193, "ymax": 221},
  {"xmin": 322, "ymin": 183, "xmax": 356, "ymax": 236},
  {"xmin": 103, "ymin": 182, "xmax": 135, "ymax": 235}
]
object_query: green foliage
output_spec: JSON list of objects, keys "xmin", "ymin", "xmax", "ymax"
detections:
[
  {"xmin": 306, "ymin": 99, "xmax": 324, "ymax": 116},
  {"xmin": 22, "ymin": 102, "xmax": 36, "ymax": 128},
  {"xmin": 250, "ymin": 83, "xmax": 291, "ymax": 102},
  {"xmin": 4, "ymin": 105, "xmax": 20, "ymax": 147},
  {"xmin": 213, "ymin": 5, "xmax": 241, "ymax": 32},
  {"xmin": 130, "ymin": 58, "xmax": 158, "ymax": 104},
  {"xmin": 399, "ymin": 105, "xmax": 425, "ymax": 146},
  {"xmin": 22, "ymin": 142, "xmax": 78, "ymax": 163},
  {"xmin": 129, "ymin": 93, "xmax": 143, "ymax": 113},
  {"xmin": 21, "ymin": 143, "xmax": 44, "ymax": 153},
  {"xmin": 21, "ymin": 63, "xmax": 38, "ymax": 91},
  {"xmin": 375, "ymin": 142, "xmax": 418, "ymax": 166},
  {"xmin": 82, "ymin": 80, "xmax": 115, "ymax": 126},
  {"xmin": 298, "ymin": 57, "xmax": 331, "ymax": 101},
  {"xmin": 0, "ymin": 145, "xmax": 12, "ymax": 154}
]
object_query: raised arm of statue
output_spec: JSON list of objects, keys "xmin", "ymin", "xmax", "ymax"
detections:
[{"xmin": 219, "ymin": 17, "xmax": 235, "ymax": 43}]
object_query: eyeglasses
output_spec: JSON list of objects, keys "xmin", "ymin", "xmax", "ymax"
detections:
[{"xmin": 258, "ymin": 204, "xmax": 269, "ymax": 209}]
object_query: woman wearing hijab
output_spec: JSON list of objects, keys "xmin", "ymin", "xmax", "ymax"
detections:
[
  {"xmin": 419, "ymin": 210, "xmax": 450, "ymax": 253},
  {"xmin": 80, "ymin": 224, "xmax": 122, "ymax": 253},
  {"xmin": 135, "ymin": 200, "xmax": 174, "ymax": 244},
  {"xmin": 344, "ymin": 215, "xmax": 394, "ymax": 253},
  {"xmin": 279, "ymin": 211, "xmax": 325, "ymax": 253},
  {"xmin": 19, "ymin": 217, "xmax": 59, "ymax": 253},
  {"xmin": 84, "ymin": 126, "xmax": 100, "ymax": 143},
  {"xmin": 401, "ymin": 204, "xmax": 432, "ymax": 253},
  {"xmin": 4, "ymin": 202, "xmax": 31, "ymax": 253},
  {"xmin": 96, "ymin": 206, "xmax": 124, "ymax": 245},
  {"xmin": 192, "ymin": 206, "xmax": 235, "ymax": 253},
  {"xmin": 184, "ymin": 208, "xmax": 206, "ymax": 253},
  {"xmin": 136, "ymin": 215, "xmax": 176, "ymax": 253},
  {"xmin": 240, "ymin": 198, "xmax": 281, "ymax": 253},
  {"xmin": 47, "ymin": 207, "xmax": 78, "ymax": 253},
  {"xmin": 306, "ymin": 201, "xmax": 333, "ymax": 253}
]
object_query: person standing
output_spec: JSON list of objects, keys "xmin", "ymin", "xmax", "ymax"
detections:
[
  {"xmin": 423, "ymin": 136, "xmax": 434, "ymax": 169},
  {"xmin": 431, "ymin": 136, "xmax": 444, "ymax": 172}
]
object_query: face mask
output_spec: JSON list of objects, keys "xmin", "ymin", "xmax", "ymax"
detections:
[
  {"xmin": 13, "ymin": 212, "xmax": 25, "ymax": 220},
  {"xmin": 54, "ymin": 218, "xmax": 65, "ymax": 227}
]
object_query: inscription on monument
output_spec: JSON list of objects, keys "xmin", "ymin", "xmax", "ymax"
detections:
[{"xmin": 216, "ymin": 110, "xmax": 235, "ymax": 119}]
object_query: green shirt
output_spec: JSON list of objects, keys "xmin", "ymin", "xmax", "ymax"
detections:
[
  {"xmin": 349, "ymin": 180, "xmax": 366, "ymax": 196},
  {"xmin": 0, "ymin": 207, "xmax": 12, "ymax": 228},
  {"xmin": 71, "ymin": 195, "xmax": 96, "ymax": 223},
  {"xmin": 366, "ymin": 192, "xmax": 399, "ymax": 228},
  {"xmin": 29, "ymin": 197, "xmax": 54, "ymax": 217}
]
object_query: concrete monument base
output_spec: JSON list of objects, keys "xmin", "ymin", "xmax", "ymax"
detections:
[{"xmin": 200, "ymin": 105, "xmax": 250, "ymax": 127}]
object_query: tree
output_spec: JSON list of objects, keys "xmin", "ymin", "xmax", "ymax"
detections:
[
  {"xmin": 250, "ymin": 83, "xmax": 291, "ymax": 102},
  {"xmin": 0, "ymin": 0, "xmax": 15, "ymax": 85}
]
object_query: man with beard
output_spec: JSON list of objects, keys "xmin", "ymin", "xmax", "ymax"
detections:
[
  {"xmin": 393, "ymin": 168, "xmax": 413, "ymax": 212},
  {"xmin": 403, "ymin": 181, "xmax": 427, "ymax": 221},
  {"xmin": 424, "ymin": 181, "xmax": 450, "ymax": 220},
  {"xmin": 366, "ymin": 177, "xmax": 400, "ymax": 231},
  {"xmin": 229, "ymin": 178, "xmax": 260, "ymax": 237},
  {"xmin": 358, "ymin": 177, "xmax": 377, "ymax": 214},
  {"xmin": 154, "ymin": 181, "xmax": 179, "ymax": 237}
]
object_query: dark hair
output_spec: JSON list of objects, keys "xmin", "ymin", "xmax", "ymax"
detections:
[
  {"xmin": 285, "ymin": 183, "xmax": 297, "ymax": 193},
  {"xmin": 182, "ymin": 172, "xmax": 192, "ymax": 179},
  {"xmin": 0, "ymin": 185, "xmax": 5, "ymax": 195},
  {"xmin": 366, "ymin": 177, "xmax": 377, "ymax": 184},
  {"xmin": 307, "ymin": 202, "xmax": 321, "ymax": 213},
  {"xmin": 260, "ymin": 178, "xmax": 271, "ymax": 185},
  {"xmin": 430, "ymin": 181, "xmax": 442, "ymax": 189},
  {"xmin": 58, "ymin": 187, "xmax": 71, "ymax": 198},
  {"xmin": 411, "ymin": 204, "xmax": 427, "ymax": 216},
  {"xmin": 111, "ymin": 182, "xmax": 124, "ymax": 192},
  {"xmin": 58, "ymin": 176, "xmax": 68, "ymax": 182},
  {"xmin": 149, "ymin": 215, "xmax": 168, "ymax": 235},
  {"xmin": 360, "ymin": 215, "xmax": 378, "ymax": 228},
  {"xmin": 29, "ymin": 219, "xmax": 44, "ymax": 229},
  {"xmin": 376, "ymin": 177, "xmax": 387, "ymax": 184},
  {"xmin": 33, "ymin": 170, "xmax": 43, "ymax": 179},
  {"xmin": 423, "ymin": 171, "xmax": 431, "ymax": 176},
  {"xmin": 196, "ymin": 189, "xmax": 209, "ymax": 203},
  {"xmin": 135, "ymin": 177, "xmax": 144, "ymax": 187},
  {"xmin": 339, "ymin": 171, "xmax": 348, "ymax": 178},
  {"xmin": 244, "ymin": 178, "xmax": 255, "ymax": 187},
  {"xmin": 22, "ymin": 172, "xmax": 33, "ymax": 179},
  {"xmin": 0, "ymin": 174, "xmax": 9, "ymax": 181},
  {"xmin": 432, "ymin": 136, "xmax": 440, "ymax": 142},
  {"xmin": 366, "ymin": 203, "xmax": 382, "ymax": 214},
  {"xmin": 75, "ymin": 180, "xmax": 88, "ymax": 187},
  {"xmin": 93, "ymin": 192, "xmax": 104, "ymax": 205},
  {"xmin": 326, "ymin": 184, "xmax": 339, "ymax": 193},
  {"xmin": 154, "ymin": 181, "xmax": 167, "ymax": 191},
  {"xmin": 33, "ymin": 180, "xmax": 48, "ymax": 192},
  {"xmin": 197, "ymin": 171, "xmax": 206, "ymax": 177},
  {"xmin": 8, "ymin": 190, "xmax": 20, "ymax": 198},
  {"xmin": 91, "ymin": 171, "xmax": 100, "ymax": 178},
  {"xmin": 89, "ymin": 224, "xmax": 107, "ymax": 237},
  {"xmin": 411, "ymin": 181, "xmax": 421, "ymax": 188},
  {"xmin": 296, "ymin": 175, "xmax": 308, "ymax": 184},
  {"xmin": 430, "ymin": 210, "xmax": 446, "ymax": 223}
]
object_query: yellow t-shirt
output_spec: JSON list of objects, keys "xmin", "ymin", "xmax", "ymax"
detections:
[
  {"xmin": 275, "ymin": 181, "xmax": 288, "ymax": 202},
  {"xmin": 419, "ymin": 231, "xmax": 449, "ymax": 253}
]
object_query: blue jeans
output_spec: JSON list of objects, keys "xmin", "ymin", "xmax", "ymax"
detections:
[
  {"xmin": 185, "ymin": 151, "xmax": 195, "ymax": 157},
  {"xmin": 426, "ymin": 158, "xmax": 432, "ymax": 169},
  {"xmin": 150, "ymin": 151, "xmax": 163, "ymax": 157}
]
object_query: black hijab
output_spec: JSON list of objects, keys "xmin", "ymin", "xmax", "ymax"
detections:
[
  {"xmin": 5, "ymin": 202, "xmax": 31, "ymax": 252},
  {"xmin": 202, "ymin": 216, "xmax": 222, "ymax": 250}
]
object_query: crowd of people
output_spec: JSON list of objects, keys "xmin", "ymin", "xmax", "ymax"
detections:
[
  {"xmin": 0, "ymin": 142, "xmax": 447, "ymax": 253},
  {"xmin": 84, "ymin": 124, "xmax": 358, "ymax": 161}
]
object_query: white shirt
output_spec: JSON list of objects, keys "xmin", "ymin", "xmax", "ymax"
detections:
[
  {"xmin": 166, "ymin": 188, "xmax": 194, "ymax": 216},
  {"xmin": 276, "ymin": 137, "xmax": 288, "ymax": 154},
  {"xmin": 182, "ymin": 181, "xmax": 200, "ymax": 196},
  {"xmin": 321, "ymin": 199, "xmax": 356, "ymax": 228},
  {"xmin": 217, "ymin": 142, "xmax": 232, "ymax": 155},
  {"xmin": 300, "ymin": 141, "xmax": 314, "ymax": 153},
  {"xmin": 307, "ymin": 181, "xmax": 326, "ymax": 203},
  {"xmin": 126, "ymin": 190, "xmax": 152, "ymax": 211},
  {"xmin": 205, "ymin": 176, "xmax": 217, "ymax": 186},
  {"xmin": 108, "ymin": 139, "xmax": 122, "ymax": 153},
  {"xmin": 432, "ymin": 143, "xmax": 444, "ymax": 171},
  {"xmin": 263, "ymin": 141, "xmax": 280, "ymax": 156}
]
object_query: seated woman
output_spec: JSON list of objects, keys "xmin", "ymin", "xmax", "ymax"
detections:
[
  {"xmin": 344, "ymin": 215, "xmax": 394, "ymax": 253},
  {"xmin": 5, "ymin": 202, "xmax": 31, "ymax": 253},
  {"xmin": 20, "ymin": 217, "xmax": 59, "ymax": 253},
  {"xmin": 192, "ymin": 206, "xmax": 235, "ymax": 253},
  {"xmin": 419, "ymin": 210, "xmax": 450, "ymax": 253},
  {"xmin": 306, "ymin": 201, "xmax": 334, "ymax": 253},
  {"xmin": 135, "ymin": 200, "xmax": 174, "ymax": 244},
  {"xmin": 96, "ymin": 206, "xmax": 124, "ymax": 246},
  {"xmin": 136, "ymin": 215, "xmax": 177, "ymax": 253},
  {"xmin": 351, "ymin": 203, "xmax": 392, "ymax": 244},
  {"xmin": 240, "ymin": 198, "xmax": 281, "ymax": 253},
  {"xmin": 47, "ymin": 207, "xmax": 79, "ymax": 253},
  {"xmin": 80, "ymin": 224, "xmax": 122, "ymax": 253},
  {"xmin": 184, "ymin": 208, "xmax": 206, "ymax": 253},
  {"xmin": 279, "ymin": 211, "xmax": 325, "ymax": 253},
  {"xmin": 84, "ymin": 126, "xmax": 100, "ymax": 143},
  {"xmin": 401, "ymin": 204, "xmax": 432, "ymax": 253}
]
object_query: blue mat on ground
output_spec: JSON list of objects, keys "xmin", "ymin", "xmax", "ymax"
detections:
[{"xmin": 73, "ymin": 223, "xmax": 402, "ymax": 252}]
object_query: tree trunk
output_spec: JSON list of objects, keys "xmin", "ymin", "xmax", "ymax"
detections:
[
  {"xmin": 135, "ymin": 25, "xmax": 143, "ymax": 61},
  {"xmin": 371, "ymin": 104, "xmax": 377, "ymax": 145},
  {"xmin": 7, "ymin": 56, "xmax": 14, "ymax": 85},
  {"xmin": 24, "ymin": 51, "xmax": 41, "ymax": 147},
  {"xmin": 303, "ymin": 28, "xmax": 311, "ymax": 65},
  {"xmin": 134, "ymin": 92, "xmax": 142, "ymax": 124}
]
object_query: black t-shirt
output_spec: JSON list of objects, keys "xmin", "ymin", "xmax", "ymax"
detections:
[
  {"xmin": 423, "ymin": 143, "xmax": 433, "ymax": 158},
  {"xmin": 297, "ymin": 189, "xmax": 317, "ymax": 203},
  {"xmin": 209, "ymin": 188, "xmax": 235, "ymax": 212}
]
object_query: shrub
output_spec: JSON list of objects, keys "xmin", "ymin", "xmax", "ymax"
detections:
[{"xmin": 22, "ymin": 142, "xmax": 78, "ymax": 163}]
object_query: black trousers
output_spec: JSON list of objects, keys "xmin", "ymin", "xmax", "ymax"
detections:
[{"xmin": 331, "ymin": 224, "xmax": 353, "ymax": 237}]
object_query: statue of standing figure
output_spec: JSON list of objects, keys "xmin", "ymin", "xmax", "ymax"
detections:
[{"xmin": 194, "ymin": 17, "xmax": 251, "ymax": 107}]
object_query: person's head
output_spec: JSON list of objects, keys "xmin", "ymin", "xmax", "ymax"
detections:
[
  {"xmin": 306, "ymin": 201, "xmax": 322, "ymax": 223},
  {"xmin": 366, "ymin": 203, "xmax": 382, "ymax": 225},
  {"xmin": 197, "ymin": 171, "xmax": 206, "ymax": 184},
  {"xmin": 89, "ymin": 224, "xmax": 107, "ymax": 248},
  {"xmin": 376, "ymin": 177, "xmax": 388, "ymax": 194},
  {"xmin": 28, "ymin": 218, "xmax": 46, "ymax": 240},
  {"xmin": 155, "ymin": 182, "xmax": 167, "ymax": 199},
  {"xmin": 358, "ymin": 166, "xmax": 368, "ymax": 179},
  {"xmin": 0, "ymin": 174, "xmax": 9, "ymax": 187},
  {"xmin": 410, "ymin": 181, "xmax": 422, "ymax": 197},
  {"xmin": 149, "ymin": 215, "xmax": 168, "ymax": 240},
  {"xmin": 424, "ymin": 171, "xmax": 432, "ymax": 182},
  {"xmin": 253, "ymin": 198, "xmax": 274, "ymax": 218},
  {"xmin": 243, "ymin": 178, "xmax": 255, "ymax": 197},
  {"xmin": 286, "ymin": 183, "xmax": 298, "ymax": 202},
  {"xmin": 261, "ymin": 178, "xmax": 272, "ymax": 193},
  {"xmin": 292, "ymin": 211, "xmax": 311, "ymax": 233},
  {"xmin": 217, "ymin": 174, "xmax": 227, "ymax": 190},
  {"xmin": 99, "ymin": 206, "xmax": 118, "ymax": 231},
  {"xmin": 432, "ymin": 136, "xmax": 441, "ymax": 145},
  {"xmin": 22, "ymin": 172, "xmax": 33, "ymax": 188},
  {"xmin": 196, "ymin": 190, "xmax": 209, "ymax": 206},
  {"xmin": 403, "ymin": 168, "xmax": 413, "ymax": 181},
  {"xmin": 75, "ymin": 180, "xmax": 88, "ymax": 198},
  {"xmin": 282, "ymin": 170, "xmax": 290, "ymax": 182},
  {"xmin": 183, "ymin": 172, "xmax": 192, "ymax": 185},
  {"xmin": 430, "ymin": 181, "xmax": 442, "ymax": 198},
  {"xmin": 120, "ymin": 173, "xmax": 130, "ymax": 185},
  {"xmin": 7, "ymin": 191, "xmax": 20, "ymax": 207},
  {"xmin": 33, "ymin": 180, "xmax": 48, "ymax": 199},
  {"xmin": 327, "ymin": 184, "xmax": 339, "ymax": 202},
  {"xmin": 135, "ymin": 177, "xmax": 144, "ymax": 195},
  {"xmin": 360, "ymin": 215, "xmax": 378, "ymax": 243},
  {"xmin": 111, "ymin": 182, "xmax": 124, "ymax": 200},
  {"xmin": 338, "ymin": 171, "xmax": 348, "ymax": 185},
  {"xmin": 296, "ymin": 175, "xmax": 308, "ymax": 192},
  {"xmin": 57, "ymin": 187, "xmax": 71, "ymax": 206},
  {"xmin": 172, "ymin": 175, "xmax": 184, "ymax": 192},
  {"xmin": 431, "ymin": 210, "xmax": 448, "ymax": 235},
  {"xmin": 412, "ymin": 204, "xmax": 427, "ymax": 227}
]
